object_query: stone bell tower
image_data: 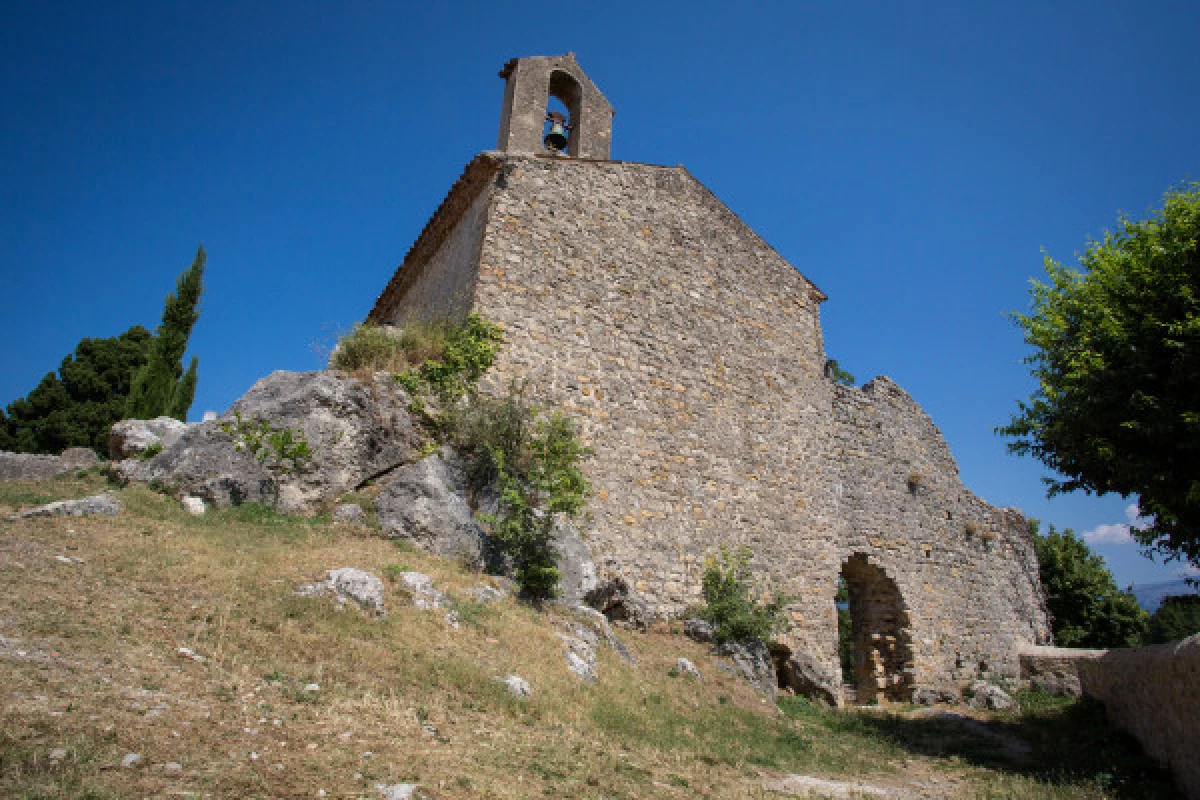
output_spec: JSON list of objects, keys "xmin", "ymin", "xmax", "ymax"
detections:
[{"xmin": 496, "ymin": 53, "xmax": 614, "ymax": 160}]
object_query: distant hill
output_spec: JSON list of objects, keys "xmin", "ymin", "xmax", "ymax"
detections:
[{"xmin": 1131, "ymin": 579, "xmax": 1200, "ymax": 612}]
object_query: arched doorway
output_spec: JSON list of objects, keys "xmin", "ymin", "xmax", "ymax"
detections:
[{"xmin": 837, "ymin": 554, "xmax": 914, "ymax": 703}]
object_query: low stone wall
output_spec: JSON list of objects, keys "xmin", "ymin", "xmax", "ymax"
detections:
[
  {"xmin": 0, "ymin": 448, "xmax": 101, "ymax": 481},
  {"xmin": 1021, "ymin": 638, "xmax": 1200, "ymax": 799}
]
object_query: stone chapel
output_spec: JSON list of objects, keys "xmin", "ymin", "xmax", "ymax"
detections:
[{"xmin": 369, "ymin": 53, "xmax": 1050, "ymax": 702}]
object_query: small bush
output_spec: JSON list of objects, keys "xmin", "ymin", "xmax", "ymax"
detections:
[
  {"xmin": 695, "ymin": 546, "xmax": 789, "ymax": 645},
  {"xmin": 220, "ymin": 411, "xmax": 313, "ymax": 474},
  {"xmin": 452, "ymin": 383, "xmax": 591, "ymax": 602},
  {"xmin": 382, "ymin": 563, "xmax": 411, "ymax": 580},
  {"xmin": 138, "ymin": 442, "xmax": 163, "ymax": 461}
]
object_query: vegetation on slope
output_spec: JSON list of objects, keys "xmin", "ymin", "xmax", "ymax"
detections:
[{"xmin": 0, "ymin": 473, "xmax": 1183, "ymax": 799}]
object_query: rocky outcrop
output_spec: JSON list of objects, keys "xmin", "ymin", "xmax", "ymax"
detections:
[
  {"xmin": 966, "ymin": 681, "xmax": 1016, "ymax": 711},
  {"xmin": 114, "ymin": 371, "xmax": 422, "ymax": 514},
  {"xmin": 584, "ymin": 577, "xmax": 651, "ymax": 630},
  {"xmin": 332, "ymin": 503, "xmax": 367, "ymax": 525},
  {"xmin": 554, "ymin": 519, "xmax": 598, "ymax": 606},
  {"xmin": 17, "ymin": 493, "xmax": 122, "ymax": 518},
  {"xmin": 776, "ymin": 648, "xmax": 840, "ymax": 707},
  {"xmin": 0, "ymin": 447, "xmax": 101, "ymax": 481},
  {"xmin": 683, "ymin": 617, "xmax": 715, "ymax": 643},
  {"xmin": 112, "ymin": 420, "xmax": 278, "ymax": 508},
  {"xmin": 108, "ymin": 417, "xmax": 189, "ymax": 460},
  {"xmin": 297, "ymin": 568, "xmax": 386, "ymax": 616},
  {"xmin": 716, "ymin": 640, "xmax": 778, "ymax": 699},
  {"xmin": 376, "ymin": 451, "xmax": 488, "ymax": 565}
]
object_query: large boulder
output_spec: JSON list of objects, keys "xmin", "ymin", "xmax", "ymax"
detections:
[
  {"xmin": 376, "ymin": 451, "xmax": 489, "ymax": 566},
  {"xmin": 716, "ymin": 639, "xmax": 778, "ymax": 699},
  {"xmin": 108, "ymin": 417, "xmax": 189, "ymax": 460},
  {"xmin": 227, "ymin": 370, "xmax": 422, "ymax": 512},
  {"xmin": 112, "ymin": 420, "xmax": 279, "ymax": 508},
  {"xmin": 17, "ymin": 492, "xmax": 122, "ymax": 518},
  {"xmin": 114, "ymin": 371, "xmax": 422, "ymax": 514},
  {"xmin": 554, "ymin": 518, "xmax": 599, "ymax": 606},
  {"xmin": 0, "ymin": 447, "xmax": 101, "ymax": 482},
  {"xmin": 776, "ymin": 648, "xmax": 840, "ymax": 707}
]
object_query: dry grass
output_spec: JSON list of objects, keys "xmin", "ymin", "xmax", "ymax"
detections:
[
  {"xmin": 0, "ymin": 476, "xmax": 1182, "ymax": 799},
  {"xmin": 327, "ymin": 321, "xmax": 453, "ymax": 377}
]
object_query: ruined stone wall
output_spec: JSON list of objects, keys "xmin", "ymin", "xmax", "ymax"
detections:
[
  {"xmin": 1022, "ymin": 641, "xmax": 1200, "ymax": 799},
  {"xmin": 830, "ymin": 379, "xmax": 1049, "ymax": 689},
  {"xmin": 372, "ymin": 152, "xmax": 1050, "ymax": 693}
]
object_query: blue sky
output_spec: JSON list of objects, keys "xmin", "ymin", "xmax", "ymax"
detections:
[{"xmin": 3, "ymin": 1, "xmax": 1198, "ymax": 589}]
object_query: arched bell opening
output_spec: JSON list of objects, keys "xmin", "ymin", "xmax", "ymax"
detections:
[
  {"xmin": 545, "ymin": 69, "xmax": 583, "ymax": 155},
  {"xmin": 837, "ymin": 553, "xmax": 915, "ymax": 704}
]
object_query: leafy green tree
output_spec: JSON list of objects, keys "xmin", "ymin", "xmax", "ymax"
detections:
[
  {"xmin": 696, "ymin": 546, "xmax": 789, "ymax": 645},
  {"xmin": 1000, "ymin": 185, "xmax": 1200, "ymax": 572},
  {"xmin": 836, "ymin": 578, "xmax": 855, "ymax": 677},
  {"xmin": 126, "ymin": 245, "xmax": 206, "ymax": 421},
  {"xmin": 1145, "ymin": 595, "xmax": 1200, "ymax": 644},
  {"xmin": 2, "ymin": 326, "xmax": 153, "ymax": 455},
  {"xmin": 1033, "ymin": 523, "xmax": 1147, "ymax": 648}
]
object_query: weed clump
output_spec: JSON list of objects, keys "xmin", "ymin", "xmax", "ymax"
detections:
[{"xmin": 329, "ymin": 318, "xmax": 462, "ymax": 375}]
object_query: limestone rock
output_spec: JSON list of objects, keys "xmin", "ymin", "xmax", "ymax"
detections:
[
  {"xmin": 116, "ymin": 371, "xmax": 421, "ymax": 514},
  {"xmin": 468, "ymin": 585, "xmax": 508, "ymax": 603},
  {"xmin": 60, "ymin": 447, "xmax": 102, "ymax": 469},
  {"xmin": 376, "ymin": 452, "xmax": 487, "ymax": 566},
  {"xmin": 111, "ymin": 420, "xmax": 277, "ymax": 508},
  {"xmin": 553, "ymin": 518, "xmax": 598, "ymax": 606},
  {"xmin": 557, "ymin": 632, "xmax": 598, "ymax": 682},
  {"xmin": 121, "ymin": 753, "xmax": 143, "ymax": 769},
  {"xmin": 716, "ymin": 640, "xmax": 778, "ymax": 699},
  {"xmin": 375, "ymin": 784, "xmax": 419, "ymax": 800},
  {"xmin": 497, "ymin": 674, "xmax": 532, "ymax": 697},
  {"xmin": 332, "ymin": 503, "xmax": 367, "ymax": 525},
  {"xmin": 584, "ymin": 577, "xmax": 651, "ymax": 630},
  {"xmin": 967, "ymin": 681, "xmax": 1016, "ymax": 711},
  {"xmin": 672, "ymin": 657, "xmax": 702, "ymax": 680},
  {"xmin": 297, "ymin": 568, "xmax": 386, "ymax": 616},
  {"xmin": 912, "ymin": 686, "xmax": 959, "ymax": 706},
  {"xmin": 777, "ymin": 649, "xmax": 840, "ymax": 707},
  {"xmin": 108, "ymin": 416, "xmax": 189, "ymax": 460},
  {"xmin": 18, "ymin": 492, "xmax": 122, "ymax": 518},
  {"xmin": 180, "ymin": 496, "xmax": 206, "ymax": 516},
  {"xmin": 683, "ymin": 617, "xmax": 715, "ymax": 644},
  {"xmin": 395, "ymin": 571, "xmax": 447, "ymax": 611},
  {"xmin": 0, "ymin": 447, "xmax": 100, "ymax": 482},
  {"xmin": 571, "ymin": 605, "xmax": 636, "ymax": 665}
]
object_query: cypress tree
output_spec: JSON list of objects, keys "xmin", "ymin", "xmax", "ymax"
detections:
[{"xmin": 127, "ymin": 245, "xmax": 206, "ymax": 421}]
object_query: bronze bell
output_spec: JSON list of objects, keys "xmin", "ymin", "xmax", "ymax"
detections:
[{"xmin": 544, "ymin": 111, "xmax": 569, "ymax": 152}]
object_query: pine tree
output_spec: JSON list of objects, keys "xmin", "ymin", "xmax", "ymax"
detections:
[
  {"xmin": 2, "ymin": 326, "xmax": 153, "ymax": 455},
  {"xmin": 127, "ymin": 245, "xmax": 206, "ymax": 421}
]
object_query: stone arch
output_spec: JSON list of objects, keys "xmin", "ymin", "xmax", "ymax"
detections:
[{"xmin": 838, "ymin": 553, "xmax": 914, "ymax": 703}]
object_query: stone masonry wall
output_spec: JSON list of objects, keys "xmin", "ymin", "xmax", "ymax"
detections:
[
  {"xmin": 371, "ymin": 152, "xmax": 1050, "ymax": 693},
  {"xmin": 1022, "ymin": 641, "xmax": 1200, "ymax": 799}
]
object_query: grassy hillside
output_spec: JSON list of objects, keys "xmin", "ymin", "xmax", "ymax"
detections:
[{"xmin": 0, "ymin": 472, "xmax": 1181, "ymax": 799}]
